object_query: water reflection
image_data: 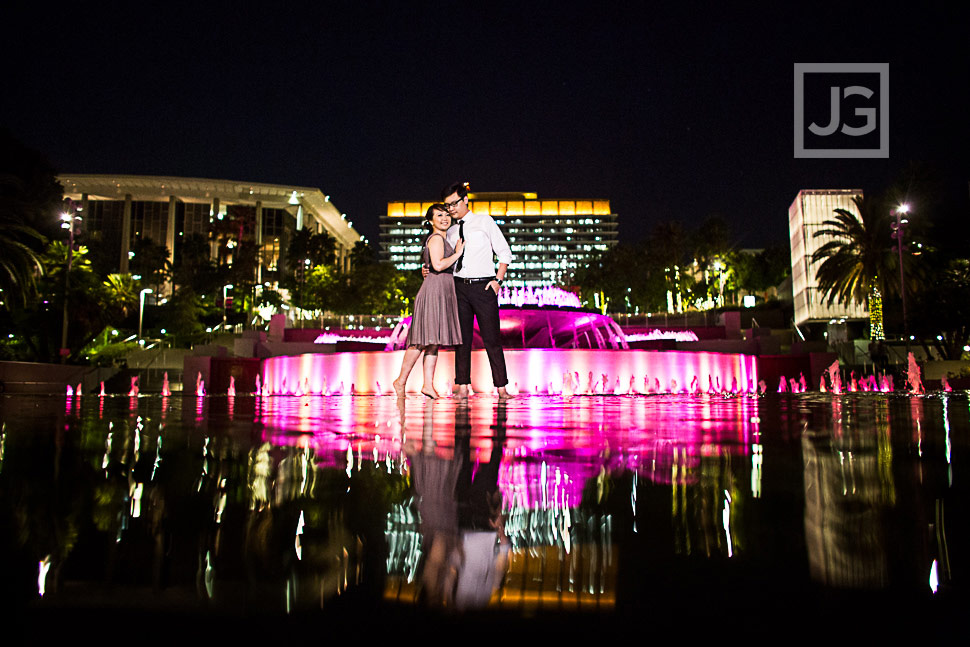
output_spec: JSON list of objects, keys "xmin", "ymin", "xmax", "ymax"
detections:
[
  {"xmin": 802, "ymin": 398, "xmax": 894, "ymax": 589},
  {"xmin": 0, "ymin": 391, "xmax": 965, "ymax": 622}
]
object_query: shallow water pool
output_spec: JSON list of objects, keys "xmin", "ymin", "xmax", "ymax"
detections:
[{"xmin": 1, "ymin": 392, "xmax": 966, "ymax": 637}]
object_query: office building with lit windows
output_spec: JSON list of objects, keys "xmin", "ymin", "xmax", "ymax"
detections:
[
  {"xmin": 379, "ymin": 192, "xmax": 617, "ymax": 287},
  {"xmin": 789, "ymin": 189, "xmax": 868, "ymax": 325},
  {"xmin": 59, "ymin": 175, "xmax": 362, "ymax": 296}
]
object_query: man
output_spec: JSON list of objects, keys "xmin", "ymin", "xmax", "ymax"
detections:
[{"xmin": 440, "ymin": 181, "xmax": 512, "ymax": 398}]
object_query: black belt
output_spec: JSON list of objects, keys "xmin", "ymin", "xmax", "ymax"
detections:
[{"xmin": 455, "ymin": 276, "xmax": 494, "ymax": 284}]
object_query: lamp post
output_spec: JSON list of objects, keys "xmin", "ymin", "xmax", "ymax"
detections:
[
  {"xmin": 138, "ymin": 288, "xmax": 153, "ymax": 339},
  {"xmin": 59, "ymin": 200, "xmax": 82, "ymax": 363},
  {"xmin": 891, "ymin": 204, "xmax": 910, "ymax": 357},
  {"xmin": 223, "ymin": 283, "xmax": 234, "ymax": 326},
  {"xmin": 712, "ymin": 259, "xmax": 726, "ymax": 307}
]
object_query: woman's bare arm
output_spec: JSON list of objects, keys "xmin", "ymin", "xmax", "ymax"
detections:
[{"xmin": 427, "ymin": 234, "xmax": 464, "ymax": 272}]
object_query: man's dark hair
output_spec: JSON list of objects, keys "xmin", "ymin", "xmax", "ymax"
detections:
[{"xmin": 440, "ymin": 181, "xmax": 469, "ymax": 200}]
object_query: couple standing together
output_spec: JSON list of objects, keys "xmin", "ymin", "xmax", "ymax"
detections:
[{"xmin": 393, "ymin": 182, "xmax": 512, "ymax": 399}]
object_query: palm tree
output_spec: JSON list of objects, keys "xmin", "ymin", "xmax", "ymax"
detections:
[
  {"xmin": 0, "ymin": 131, "xmax": 63, "ymax": 308},
  {"xmin": 811, "ymin": 194, "xmax": 897, "ymax": 338},
  {"xmin": 102, "ymin": 273, "xmax": 139, "ymax": 322},
  {"xmin": 0, "ymin": 216, "xmax": 46, "ymax": 308}
]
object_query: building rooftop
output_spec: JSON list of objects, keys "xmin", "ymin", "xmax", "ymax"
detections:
[
  {"xmin": 386, "ymin": 193, "xmax": 613, "ymax": 218},
  {"xmin": 60, "ymin": 174, "xmax": 361, "ymax": 249}
]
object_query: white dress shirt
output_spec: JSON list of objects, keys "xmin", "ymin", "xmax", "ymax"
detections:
[{"xmin": 446, "ymin": 210, "xmax": 513, "ymax": 279}]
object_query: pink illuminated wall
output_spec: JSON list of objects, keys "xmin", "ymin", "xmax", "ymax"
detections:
[{"xmin": 261, "ymin": 348, "xmax": 758, "ymax": 396}]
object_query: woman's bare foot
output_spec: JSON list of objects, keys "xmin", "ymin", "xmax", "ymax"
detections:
[
  {"xmin": 392, "ymin": 379, "xmax": 406, "ymax": 398},
  {"xmin": 421, "ymin": 387, "xmax": 439, "ymax": 399}
]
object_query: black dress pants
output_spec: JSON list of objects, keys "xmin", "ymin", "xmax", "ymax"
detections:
[{"xmin": 454, "ymin": 279, "xmax": 508, "ymax": 388}]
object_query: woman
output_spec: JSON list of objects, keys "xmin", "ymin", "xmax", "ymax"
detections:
[{"xmin": 393, "ymin": 204, "xmax": 464, "ymax": 398}]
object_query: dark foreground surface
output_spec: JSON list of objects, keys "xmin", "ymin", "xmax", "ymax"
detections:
[{"xmin": 2, "ymin": 392, "xmax": 967, "ymax": 639}]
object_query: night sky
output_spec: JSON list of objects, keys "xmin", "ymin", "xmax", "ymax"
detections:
[{"xmin": 4, "ymin": 2, "xmax": 968, "ymax": 250}]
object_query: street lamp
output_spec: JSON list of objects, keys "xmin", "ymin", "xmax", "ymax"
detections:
[
  {"xmin": 891, "ymin": 203, "xmax": 910, "ymax": 357},
  {"xmin": 138, "ymin": 288, "xmax": 153, "ymax": 339},
  {"xmin": 712, "ymin": 259, "xmax": 726, "ymax": 307},
  {"xmin": 59, "ymin": 200, "xmax": 83, "ymax": 363},
  {"xmin": 223, "ymin": 284, "xmax": 234, "ymax": 326}
]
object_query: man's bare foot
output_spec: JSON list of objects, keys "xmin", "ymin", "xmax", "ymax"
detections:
[
  {"xmin": 392, "ymin": 379, "xmax": 406, "ymax": 398},
  {"xmin": 421, "ymin": 387, "xmax": 439, "ymax": 399},
  {"xmin": 456, "ymin": 385, "xmax": 469, "ymax": 399},
  {"xmin": 497, "ymin": 387, "xmax": 513, "ymax": 400}
]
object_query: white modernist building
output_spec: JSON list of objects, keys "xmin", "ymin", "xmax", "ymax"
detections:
[
  {"xmin": 788, "ymin": 189, "xmax": 869, "ymax": 326},
  {"xmin": 59, "ymin": 174, "xmax": 362, "ymax": 294}
]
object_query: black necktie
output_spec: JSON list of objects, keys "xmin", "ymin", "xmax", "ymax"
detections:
[{"xmin": 455, "ymin": 220, "xmax": 465, "ymax": 272}]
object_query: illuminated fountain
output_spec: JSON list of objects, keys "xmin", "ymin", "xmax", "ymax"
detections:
[{"xmin": 263, "ymin": 287, "xmax": 758, "ymax": 396}]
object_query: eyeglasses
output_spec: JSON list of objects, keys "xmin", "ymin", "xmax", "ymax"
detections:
[{"xmin": 444, "ymin": 197, "xmax": 465, "ymax": 210}]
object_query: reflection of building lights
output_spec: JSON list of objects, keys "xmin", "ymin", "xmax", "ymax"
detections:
[
  {"xmin": 38, "ymin": 555, "xmax": 52, "ymax": 597},
  {"xmin": 295, "ymin": 510, "xmax": 304, "ymax": 560},
  {"xmin": 722, "ymin": 490, "xmax": 733, "ymax": 558},
  {"xmin": 751, "ymin": 443, "xmax": 763, "ymax": 498}
]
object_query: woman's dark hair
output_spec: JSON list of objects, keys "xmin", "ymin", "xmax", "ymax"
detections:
[
  {"xmin": 424, "ymin": 203, "xmax": 448, "ymax": 231},
  {"xmin": 440, "ymin": 181, "xmax": 469, "ymax": 200},
  {"xmin": 425, "ymin": 203, "xmax": 448, "ymax": 220}
]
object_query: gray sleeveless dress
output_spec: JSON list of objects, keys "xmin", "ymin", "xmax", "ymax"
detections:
[{"xmin": 405, "ymin": 233, "xmax": 462, "ymax": 347}]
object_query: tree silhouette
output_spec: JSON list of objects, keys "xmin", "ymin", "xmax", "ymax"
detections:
[
  {"xmin": 0, "ymin": 130, "xmax": 61, "ymax": 308},
  {"xmin": 910, "ymin": 258, "xmax": 970, "ymax": 360}
]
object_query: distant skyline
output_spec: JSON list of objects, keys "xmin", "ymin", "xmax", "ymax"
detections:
[{"xmin": 4, "ymin": 3, "xmax": 967, "ymax": 251}]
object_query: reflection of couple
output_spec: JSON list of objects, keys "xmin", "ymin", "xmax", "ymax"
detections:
[
  {"xmin": 407, "ymin": 401, "xmax": 510, "ymax": 608},
  {"xmin": 393, "ymin": 182, "xmax": 513, "ymax": 399}
]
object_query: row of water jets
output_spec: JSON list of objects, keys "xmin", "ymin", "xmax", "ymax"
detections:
[
  {"xmin": 66, "ymin": 372, "xmax": 209, "ymax": 398},
  {"xmin": 777, "ymin": 354, "xmax": 947, "ymax": 395},
  {"xmin": 65, "ymin": 354, "xmax": 947, "ymax": 398}
]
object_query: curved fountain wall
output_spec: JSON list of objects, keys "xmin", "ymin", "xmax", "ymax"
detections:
[
  {"xmin": 261, "ymin": 348, "xmax": 757, "ymax": 396},
  {"xmin": 265, "ymin": 289, "xmax": 757, "ymax": 396},
  {"xmin": 385, "ymin": 309, "xmax": 629, "ymax": 351}
]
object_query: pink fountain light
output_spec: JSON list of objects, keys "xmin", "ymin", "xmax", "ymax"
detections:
[
  {"xmin": 906, "ymin": 353, "xmax": 925, "ymax": 394},
  {"xmin": 827, "ymin": 361, "xmax": 842, "ymax": 394},
  {"xmin": 262, "ymin": 348, "xmax": 757, "ymax": 396},
  {"xmin": 270, "ymin": 302, "xmax": 757, "ymax": 397},
  {"xmin": 314, "ymin": 331, "xmax": 392, "ymax": 345},
  {"xmin": 625, "ymin": 330, "xmax": 700, "ymax": 342},
  {"xmin": 386, "ymin": 308, "xmax": 627, "ymax": 352},
  {"xmin": 259, "ymin": 396, "xmax": 760, "ymax": 493},
  {"xmin": 498, "ymin": 285, "xmax": 582, "ymax": 308}
]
